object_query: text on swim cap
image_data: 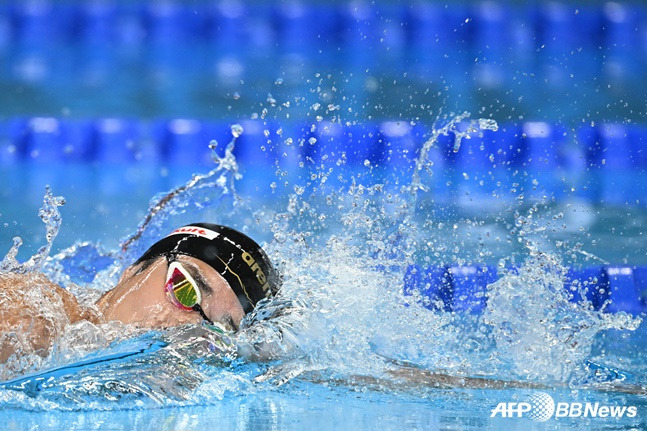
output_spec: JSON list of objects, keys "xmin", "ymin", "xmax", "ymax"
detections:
[
  {"xmin": 167, "ymin": 226, "xmax": 220, "ymax": 240},
  {"xmin": 242, "ymin": 252, "xmax": 270, "ymax": 293}
]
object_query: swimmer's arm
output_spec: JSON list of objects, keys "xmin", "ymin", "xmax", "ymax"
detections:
[
  {"xmin": 370, "ymin": 364, "xmax": 647, "ymax": 395},
  {"xmin": 384, "ymin": 365, "xmax": 547, "ymax": 390},
  {"xmin": 0, "ymin": 273, "xmax": 98, "ymax": 365}
]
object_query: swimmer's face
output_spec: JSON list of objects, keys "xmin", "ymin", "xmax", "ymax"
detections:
[{"xmin": 97, "ymin": 255, "xmax": 245, "ymax": 330}]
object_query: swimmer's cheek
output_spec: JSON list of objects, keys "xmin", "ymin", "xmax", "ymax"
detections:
[{"xmin": 103, "ymin": 303, "xmax": 201, "ymax": 328}]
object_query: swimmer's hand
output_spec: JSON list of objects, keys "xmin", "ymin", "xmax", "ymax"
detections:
[{"xmin": 235, "ymin": 297, "xmax": 307, "ymax": 362}]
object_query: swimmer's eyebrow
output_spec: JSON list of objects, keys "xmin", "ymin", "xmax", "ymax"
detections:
[{"xmin": 182, "ymin": 262, "xmax": 213, "ymax": 295}]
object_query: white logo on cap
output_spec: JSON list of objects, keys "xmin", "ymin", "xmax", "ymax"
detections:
[{"xmin": 167, "ymin": 226, "xmax": 220, "ymax": 240}]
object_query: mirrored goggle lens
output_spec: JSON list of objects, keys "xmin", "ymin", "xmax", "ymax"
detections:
[{"xmin": 165, "ymin": 262, "xmax": 202, "ymax": 310}]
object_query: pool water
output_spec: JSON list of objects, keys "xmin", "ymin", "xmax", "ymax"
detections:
[
  {"xmin": 0, "ymin": 1, "xmax": 646, "ymax": 430},
  {"xmin": 0, "ymin": 141, "xmax": 644, "ymax": 429}
]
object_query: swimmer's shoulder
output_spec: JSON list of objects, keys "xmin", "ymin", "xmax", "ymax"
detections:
[{"xmin": 0, "ymin": 271, "xmax": 99, "ymax": 325}]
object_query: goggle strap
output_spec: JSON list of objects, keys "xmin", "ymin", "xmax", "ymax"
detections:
[{"xmin": 192, "ymin": 304, "xmax": 213, "ymax": 325}]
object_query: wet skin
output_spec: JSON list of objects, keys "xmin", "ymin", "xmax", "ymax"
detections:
[
  {"xmin": 0, "ymin": 256, "xmax": 244, "ymax": 366},
  {"xmin": 97, "ymin": 255, "xmax": 245, "ymax": 330}
]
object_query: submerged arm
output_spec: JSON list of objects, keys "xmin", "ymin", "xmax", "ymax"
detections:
[{"xmin": 365, "ymin": 363, "xmax": 647, "ymax": 396}]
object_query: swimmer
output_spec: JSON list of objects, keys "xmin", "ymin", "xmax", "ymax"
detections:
[
  {"xmin": 0, "ymin": 223, "xmax": 280, "ymax": 366},
  {"xmin": 3, "ymin": 223, "xmax": 644, "ymax": 397}
]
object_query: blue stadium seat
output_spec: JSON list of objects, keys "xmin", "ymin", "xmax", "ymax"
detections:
[
  {"xmin": 0, "ymin": 121, "xmax": 18, "ymax": 164},
  {"xmin": 538, "ymin": 2, "xmax": 578, "ymax": 55},
  {"xmin": 629, "ymin": 125, "xmax": 647, "ymax": 168},
  {"xmin": 76, "ymin": 0, "xmax": 118, "ymax": 46},
  {"xmin": 11, "ymin": 0, "xmax": 59, "ymax": 46},
  {"xmin": 16, "ymin": 118, "xmax": 91, "ymax": 163},
  {"xmin": 340, "ymin": 0, "xmax": 377, "ymax": 64},
  {"xmin": 449, "ymin": 121, "xmax": 494, "ymax": 172},
  {"xmin": 298, "ymin": 121, "xmax": 383, "ymax": 186},
  {"xmin": 406, "ymin": 2, "xmax": 447, "ymax": 74},
  {"xmin": 599, "ymin": 124, "xmax": 631, "ymax": 169},
  {"xmin": 247, "ymin": 4, "xmax": 277, "ymax": 52},
  {"xmin": 472, "ymin": 2, "xmax": 509, "ymax": 63},
  {"xmin": 206, "ymin": 0, "xmax": 252, "ymax": 53},
  {"xmin": 142, "ymin": 1, "xmax": 189, "ymax": 46},
  {"xmin": 632, "ymin": 266, "xmax": 647, "ymax": 313},
  {"xmin": 374, "ymin": 3, "xmax": 407, "ymax": 57},
  {"xmin": 0, "ymin": 3, "xmax": 11, "ymax": 49},
  {"xmin": 522, "ymin": 121, "xmax": 562, "ymax": 168},
  {"xmin": 93, "ymin": 118, "xmax": 141, "ymax": 164},
  {"xmin": 346, "ymin": 123, "xmax": 383, "ymax": 166},
  {"xmin": 598, "ymin": 124, "xmax": 638, "ymax": 204},
  {"xmin": 302, "ymin": 120, "xmax": 345, "ymax": 166},
  {"xmin": 111, "ymin": 3, "xmax": 145, "ymax": 46},
  {"xmin": 521, "ymin": 122, "xmax": 571, "ymax": 200},
  {"xmin": 442, "ymin": 4, "xmax": 472, "ymax": 48},
  {"xmin": 232, "ymin": 119, "xmax": 280, "ymax": 167},
  {"xmin": 273, "ymin": 2, "xmax": 318, "ymax": 53},
  {"xmin": 380, "ymin": 121, "xmax": 426, "ymax": 176},
  {"xmin": 472, "ymin": 2, "xmax": 512, "ymax": 87},
  {"xmin": 578, "ymin": 123, "xmax": 603, "ymax": 169},
  {"xmin": 602, "ymin": 2, "xmax": 644, "ymax": 76},
  {"xmin": 274, "ymin": 123, "xmax": 304, "ymax": 174},
  {"xmin": 156, "ymin": 119, "xmax": 213, "ymax": 166},
  {"xmin": 474, "ymin": 124, "xmax": 524, "ymax": 169}
]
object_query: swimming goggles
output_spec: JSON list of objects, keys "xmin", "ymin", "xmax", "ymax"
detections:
[{"xmin": 164, "ymin": 254, "xmax": 214, "ymax": 325}]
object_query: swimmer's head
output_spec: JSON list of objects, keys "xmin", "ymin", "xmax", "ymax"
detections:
[
  {"xmin": 98, "ymin": 223, "xmax": 280, "ymax": 330},
  {"xmin": 134, "ymin": 223, "xmax": 280, "ymax": 314}
]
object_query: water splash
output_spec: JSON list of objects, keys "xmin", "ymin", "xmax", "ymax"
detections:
[
  {"xmin": 410, "ymin": 112, "xmax": 499, "ymax": 194},
  {"xmin": 483, "ymin": 250, "xmax": 641, "ymax": 383},
  {"xmin": 209, "ymin": 123, "xmax": 244, "ymax": 194},
  {"xmin": 0, "ymin": 113, "xmax": 644, "ymax": 410},
  {"xmin": 119, "ymin": 126, "xmax": 245, "ymax": 259},
  {"xmin": 0, "ymin": 186, "xmax": 65, "ymax": 273}
]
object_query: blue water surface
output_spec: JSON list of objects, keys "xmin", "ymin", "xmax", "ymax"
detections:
[{"xmin": 0, "ymin": 1, "xmax": 646, "ymax": 429}]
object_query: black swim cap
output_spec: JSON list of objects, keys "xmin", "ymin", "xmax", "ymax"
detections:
[{"xmin": 135, "ymin": 223, "xmax": 279, "ymax": 314}]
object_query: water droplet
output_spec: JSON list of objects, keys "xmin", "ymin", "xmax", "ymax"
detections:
[
  {"xmin": 231, "ymin": 124, "xmax": 244, "ymax": 138},
  {"xmin": 308, "ymin": 137, "xmax": 317, "ymax": 145}
]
